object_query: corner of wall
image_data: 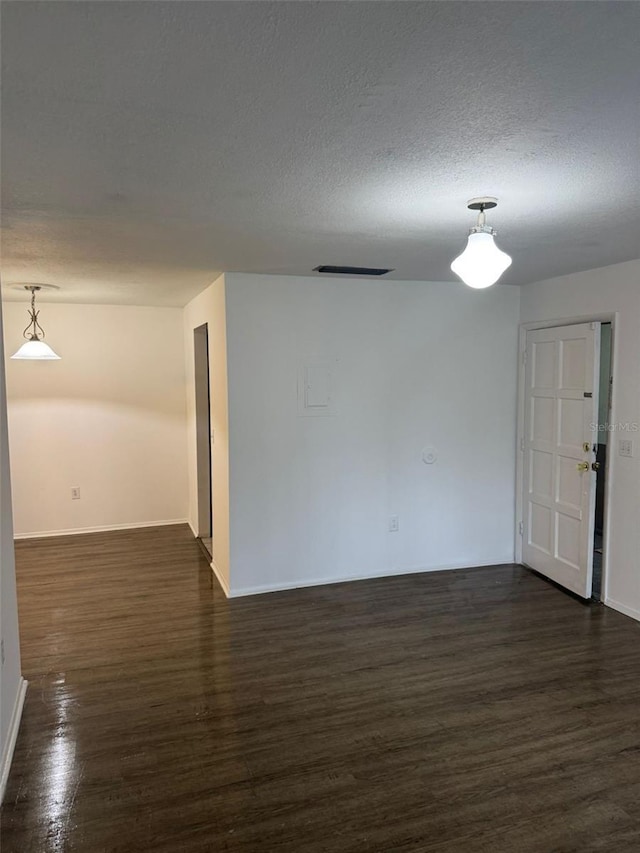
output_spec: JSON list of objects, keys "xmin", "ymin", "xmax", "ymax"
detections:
[{"xmin": 0, "ymin": 298, "xmax": 25, "ymax": 800}]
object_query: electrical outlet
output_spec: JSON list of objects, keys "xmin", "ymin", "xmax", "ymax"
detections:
[
  {"xmin": 389, "ymin": 515, "xmax": 399, "ymax": 533},
  {"xmin": 71, "ymin": 487, "xmax": 81, "ymax": 500},
  {"xmin": 619, "ymin": 439, "xmax": 634, "ymax": 458}
]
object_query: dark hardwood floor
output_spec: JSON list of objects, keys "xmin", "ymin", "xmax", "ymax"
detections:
[{"xmin": 3, "ymin": 525, "xmax": 640, "ymax": 852}]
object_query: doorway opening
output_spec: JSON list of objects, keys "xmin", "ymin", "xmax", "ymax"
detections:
[
  {"xmin": 194, "ymin": 324, "xmax": 212, "ymax": 559},
  {"xmin": 592, "ymin": 322, "xmax": 612, "ymax": 601},
  {"xmin": 518, "ymin": 318, "xmax": 615, "ymax": 604}
]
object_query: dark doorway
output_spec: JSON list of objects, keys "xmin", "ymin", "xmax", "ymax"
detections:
[
  {"xmin": 592, "ymin": 323, "xmax": 612, "ymax": 600},
  {"xmin": 194, "ymin": 324, "xmax": 212, "ymax": 558}
]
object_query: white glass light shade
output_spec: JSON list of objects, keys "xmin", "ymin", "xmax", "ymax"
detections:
[
  {"xmin": 450, "ymin": 231, "xmax": 512, "ymax": 289},
  {"xmin": 11, "ymin": 339, "xmax": 61, "ymax": 360}
]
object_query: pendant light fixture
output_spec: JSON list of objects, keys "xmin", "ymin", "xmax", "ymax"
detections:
[
  {"xmin": 451, "ymin": 197, "xmax": 512, "ymax": 289},
  {"xmin": 11, "ymin": 285, "xmax": 61, "ymax": 360}
]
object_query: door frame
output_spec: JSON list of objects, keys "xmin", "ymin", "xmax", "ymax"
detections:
[
  {"xmin": 193, "ymin": 323, "xmax": 212, "ymax": 540},
  {"xmin": 515, "ymin": 312, "xmax": 618, "ymax": 601}
]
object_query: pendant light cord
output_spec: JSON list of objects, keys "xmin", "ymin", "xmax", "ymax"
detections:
[{"xmin": 22, "ymin": 287, "xmax": 46, "ymax": 341}]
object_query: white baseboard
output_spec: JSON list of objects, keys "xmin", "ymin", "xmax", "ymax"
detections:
[
  {"xmin": 211, "ymin": 561, "xmax": 230, "ymax": 598},
  {"xmin": 604, "ymin": 597, "xmax": 640, "ymax": 622},
  {"xmin": 14, "ymin": 519, "xmax": 189, "ymax": 540},
  {"xmin": 184, "ymin": 523, "xmax": 229, "ymax": 597},
  {"xmin": 1, "ymin": 677, "xmax": 27, "ymax": 804},
  {"xmin": 228, "ymin": 560, "xmax": 514, "ymax": 598}
]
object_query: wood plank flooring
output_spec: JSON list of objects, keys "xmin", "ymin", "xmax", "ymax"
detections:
[{"xmin": 2, "ymin": 524, "xmax": 640, "ymax": 852}]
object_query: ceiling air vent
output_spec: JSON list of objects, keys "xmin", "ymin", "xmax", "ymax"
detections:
[{"xmin": 313, "ymin": 265, "xmax": 393, "ymax": 276}]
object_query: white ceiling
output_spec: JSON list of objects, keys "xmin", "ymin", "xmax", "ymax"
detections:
[{"xmin": 1, "ymin": 1, "xmax": 639, "ymax": 306}]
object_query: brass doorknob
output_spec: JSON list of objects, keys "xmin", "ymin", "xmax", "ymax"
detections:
[
  {"xmin": 591, "ymin": 461, "xmax": 600, "ymax": 471},
  {"xmin": 576, "ymin": 461, "xmax": 590, "ymax": 472}
]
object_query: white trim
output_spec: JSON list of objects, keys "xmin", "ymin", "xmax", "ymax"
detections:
[
  {"xmin": 228, "ymin": 560, "xmax": 515, "ymax": 598},
  {"xmin": 13, "ymin": 519, "xmax": 189, "ymax": 540},
  {"xmin": 1, "ymin": 677, "xmax": 27, "ymax": 804},
  {"xmin": 515, "ymin": 324, "xmax": 527, "ymax": 564},
  {"xmin": 210, "ymin": 561, "xmax": 230, "ymax": 598},
  {"xmin": 187, "ymin": 519, "xmax": 198, "ymax": 538},
  {"xmin": 604, "ymin": 597, "xmax": 640, "ymax": 623}
]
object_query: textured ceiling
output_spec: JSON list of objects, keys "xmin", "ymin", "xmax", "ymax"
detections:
[{"xmin": 1, "ymin": 1, "xmax": 639, "ymax": 306}]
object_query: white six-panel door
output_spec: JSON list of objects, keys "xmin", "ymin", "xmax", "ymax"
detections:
[{"xmin": 522, "ymin": 323, "xmax": 600, "ymax": 598}]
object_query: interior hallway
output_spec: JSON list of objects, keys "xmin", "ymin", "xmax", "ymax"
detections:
[{"xmin": 2, "ymin": 525, "xmax": 640, "ymax": 852}]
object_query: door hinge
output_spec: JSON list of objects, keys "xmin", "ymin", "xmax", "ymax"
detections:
[
  {"xmin": 522, "ymin": 349, "xmax": 527, "ymax": 366},
  {"xmin": 518, "ymin": 521, "xmax": 524, "ymax": 536},
  {"xmin": 519, "ymin": 437, "xmax": 525, "ymax": 452}
]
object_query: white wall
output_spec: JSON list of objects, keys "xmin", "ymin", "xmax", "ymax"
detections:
[
  {"xmin": 520, "ymin": 260, "xmax": 640, "ymax": 620},
  {"xmin": 3, "ymin": 303, "xmax": 188, "ymax": 537},
  {"xmin": 0, "ymin": 299, "xmax": 25, "ymax": 801},
  {"xmin": 225, "ymin": 273, "xmax": 521, "ymax": 596},
  {"xmin": 183, "ymin": 276, "xmax": 231, "ymax": 590}
]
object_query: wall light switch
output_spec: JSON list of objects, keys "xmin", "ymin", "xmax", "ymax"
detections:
[
  {"xmin": 297, "ymin": 362, "xmax": 336, "ymax": 417},
  {"xmin": 619, "ymin": 439, "xmax": 634, "ymax": 457},
  {"xmin": 304, "ymin": 365, "xmax": 330, "ymax": 408},
  {"xmin": 71, "ymin": 487, "xmax": 81, "ymax": 500}
]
